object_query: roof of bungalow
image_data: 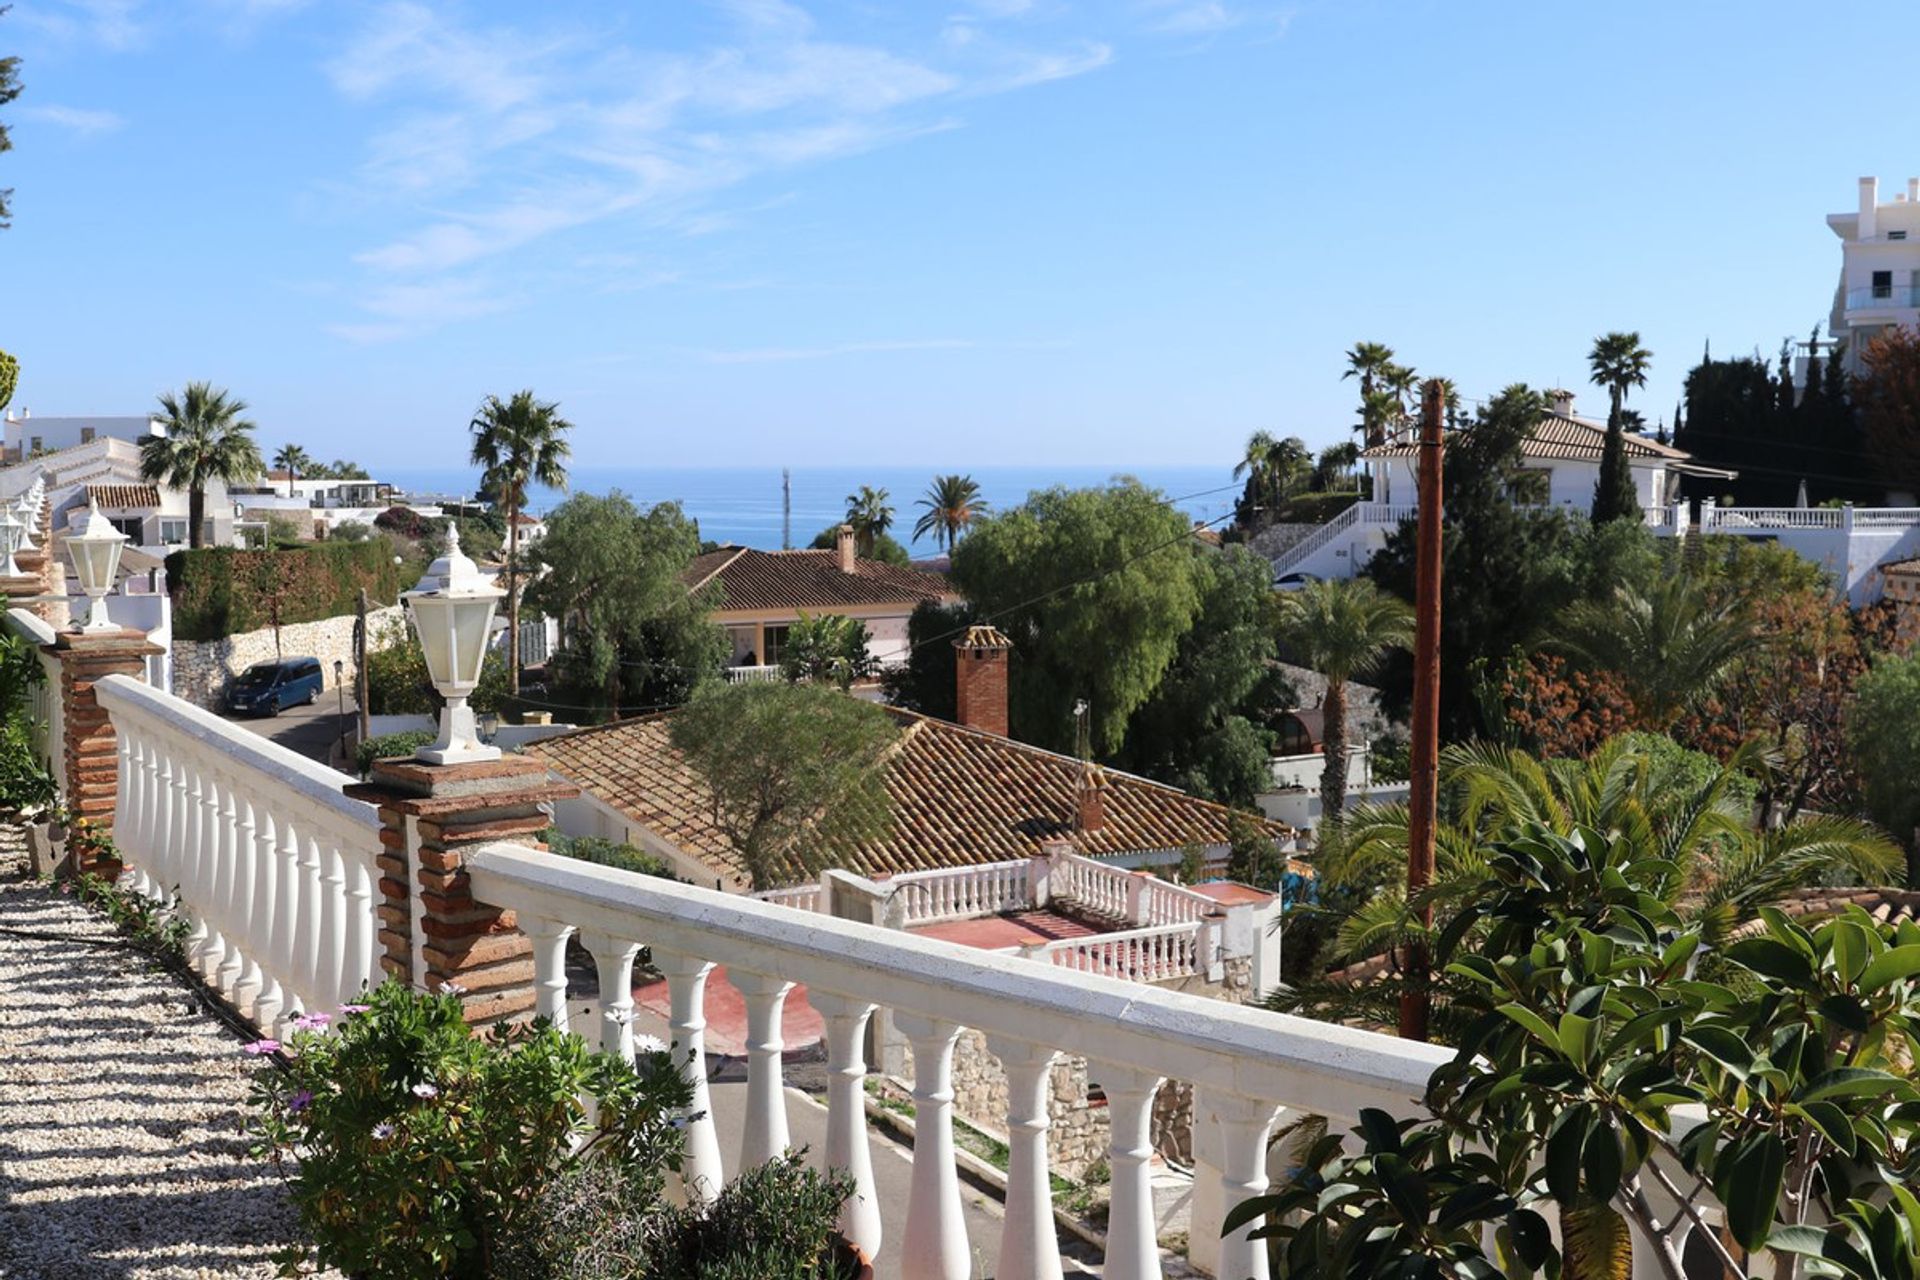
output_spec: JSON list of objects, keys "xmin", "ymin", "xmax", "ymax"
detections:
[
  {"xmin": 683, "ymin": 545, "xmax": 956, "ymax": 613},
  {"xmin": 1363, "ymin": 410, "xmax": 1738, "ymax": 478}
]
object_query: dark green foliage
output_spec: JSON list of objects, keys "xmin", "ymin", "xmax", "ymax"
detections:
[
  {"xmin": 0, "ymin": 349, "xmax": 17, "ymax": 412},
  {"xmin": 375, "ymin": 506, "xmax": 434, "ymax": 539},
  {"xmin": 642, "ymin": 1154, "xmax": 858, "ymax": 1280},
  {"xmin": 1115, "ymin": 544, "xmax": 1284, "ymax": 807},
  {"xmin": 530, "ymin": 492, "xmax": 725, "ymax": 721},
  {"xmin": 362, "ymin": 618, "xmax": 510, "ymax": 717},
  {"xmin": 0, "ymin": 15, "xmax": 17, "ymax": 230},
  {"xmin": 1264, "ymin": 490, "xmax": 1363, "ymax": 526},
  {"xmin": 354, "ymin": 729, "xmax": 436, "ymax": 777},
  {"xmin": 950, "ymin": 479, "xmax": 1204, "ymax": 754},
  {"xmin": 778, "ymin": 613, "xmax": 876, "ymax": 691},
  {"xmin": 540, "ymin": 827, "xmax": 678, "ymax": 880},
  {"xmin": 1850, "ymin": 651, "xmax": 1920, "ymax": 884},
  {"xmin": 807, "ymin": 523, "xmax": 910, "ymax": 567},
  {"xmin": 1589, "ymin": 402, "xmax": 1640, "ymax": 524},
  {"xmin": 166, "ymin": 541, "xmax": 404, "ymax": 641},
  {"xmin": 1677, "ymin": 352, "xmax": 1874, "ymax": 505},
  {"xmin": 0, "ymin": 631, "xmax": 53, "ymax": 815},
  {"xmin": 250, "ymin": 982, "xmax": 694, "ymax": 1280},
  {"xmin": 1224, "ymin": 809, "xmax": 1285, "ymax": 889},
  {"xmin": 880, "ymin": 599, "xmax": 973, "ymax": 719}
]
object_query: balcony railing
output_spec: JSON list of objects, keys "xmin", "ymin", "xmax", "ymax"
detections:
[{"xmin": 1844, "ymin": 284, "xmax": 1920, "ymax": 312}]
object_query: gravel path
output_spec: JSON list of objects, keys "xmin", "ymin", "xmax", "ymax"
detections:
[{"xmin": 0, "ymin": 826, "xmax": 328, "ymax": 1279}]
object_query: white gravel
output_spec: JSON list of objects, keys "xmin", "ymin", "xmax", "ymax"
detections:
[{"xmin": 0, "ymin": 826, "xmax": 331, "ymax": 1279}]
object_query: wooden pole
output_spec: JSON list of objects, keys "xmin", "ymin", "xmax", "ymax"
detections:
[
  {"xmin": 356, "ymin": 588, "xmax": 372, "ymax": 744},
  {"xmin": 1399, "ymin": 380, "xmax": 1445, "ymax": 1042}
]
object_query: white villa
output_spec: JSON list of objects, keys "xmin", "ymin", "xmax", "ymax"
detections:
[
  {"xmin": 1271, "ymin": 391, "xmax": 1920, "ymax": 606},
  {"xmin": 0, "ymin": 435, "xmax": 240, "ymax": 555},
  {"xmin": 1, "ymin": 410, "xmax": 163, "ymax": 463},
  {"xmin": 1828, "ymin": 175, "xmax": 1920, "ymax": 376}
]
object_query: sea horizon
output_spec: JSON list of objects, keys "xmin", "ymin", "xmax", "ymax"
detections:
[{"xmin": 376, "ymin": 463, "xmax": 1241, "ymax": 555}]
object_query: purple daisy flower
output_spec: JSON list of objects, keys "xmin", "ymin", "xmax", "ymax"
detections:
[
  {"xmin": 410, "ymin": 1082, "xmax": 439, "ymax": 1099},
  {"xmin": 287, "ymin": 1089, "xmax": 314, "ymax": 1114},
  {"xmin": 242, "ymin": 1039, "xmax": 281, "ymax": 1056},
  {"xmin": 292, "ymin": 1012, "xmax": 331, "ymax": 1031},
  {"xmin": 339, "ymin": 1003, "xmax": 372, "ymax": 1015},
  {"xmin": 371, "ymin": 1122, "xmax": 395, "ymax": 1140}
]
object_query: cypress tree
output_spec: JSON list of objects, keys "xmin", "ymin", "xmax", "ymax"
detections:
[{"xmin": 1591, "ymin": 402, "xmax": 1640, "ymax": 523}]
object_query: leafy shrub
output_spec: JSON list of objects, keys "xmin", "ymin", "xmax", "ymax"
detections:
[
  {"xmin": 366, "ymin": 618, "xmax": 509, "ymax": 716},
  {"xmin": 166, "ymin": 541, "xmax": 404, "ymax": 641},
  {"xmin": 643, "ymin": 1154, "xmax": 857, "ymax": 1280},
  {"xmin": 0, "ymin": 631, "xmax": 54, "ymax": 816},
  {"xmin": 778, "ymin": 613, "xmax": 875, "ymax": 690},
  {"xmin": 375, "ymin": 505, "xmax": 433, "ymax": 540},
  {"xmin": 331, "ymin": 520, "xmax": 373, "ymax": 542},
  {"xmin": 356, "ymin": 729, "xmax": 436, "ymax": 777},
  {"xmin": 540, "ymin": 828, "xmax": 679, "ymax": 880},
  {"xmin": 250, "ymin": 982, "xmax": 692, "ymax": 1280}
]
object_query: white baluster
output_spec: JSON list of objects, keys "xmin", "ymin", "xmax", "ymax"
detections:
[
  {"xmin": 523, "ymin": 918, "xmax": 574, "ymax": 1030},
  {"xmin": 119, "ymin": 732, "xmax": 149, "ymax": 896},
  {"xmin": 217, "ymin": 773, "xmax": 253, "ymax": 999},
  {"xmin": 318, "ymin": 837, "xmax": 350, "ymax": 1011},
  {"xmin": 342, "ymin": 846, "xmax": 377, "ymax": 1002},
  {"xmin": 1203, "ymin": 1090, "xmax": 1279, "ymax": 1280},
  {"xmin": 893, "ymin": 1012, "xmax": 969, "ymax": 1280},
  {"xmin": 809, "ymin": 989, "xmax": 881, "ymax": 1259},
  {"xmin": 983, "ymin": 1035, "xmax": 1064, "ymax": 1280},
  {"xmin": 149, "ymin": 740, "xmax": 176, "ymax": 903},
  {"xmin": 730, "ymin": 969, "xmax": 794, "ymax": 1168},
  {"xmin": 177, "ymin": 760, "xmax": 213, "ymax": 973},
  {"xmin": 293, "ymin": 829, "xmax": 325, "ymax": 1015},
  {"xmin": 137, "ymin": 728, "xmax": 164, "ymax": 898},
  {"xmin": 250, "ymin": 806, "xmax": 287, "ymax": 1032},
  {"xmin": 1091, "ymin": 1062, "xmax": 1165, "ymax": 1280},
  {"xmin": 652, "ymin": 948, "xmax": 724, "ymax": 1202},
  {"xmin": 226, "ymin": 788, "xmax": 264, "ymax": 1011},
  {"xmin": 268, "ymin": 815, "xmax": 303, "ymax": 1033},
  {"xmin": 196, "ymin": 766, "xmax": 231, "ymax": 982},
  {"xmin": 581, "ymin": 932, "xmax": 641, "ymax": 1060}
]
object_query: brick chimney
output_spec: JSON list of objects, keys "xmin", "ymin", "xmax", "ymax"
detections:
[
  {"xmin": 834, "ymin": 523, "xmax": 857, "ymax": 573},
  {"xmin": 1546, "ymin": 388, "xmax": 1576, "ymax": 417},
  {"xmin": 1074, "ymin": 761, "xmax": 1109, "ymax": 833},
  {"xmin": 953, "ymin": 624, "xmax": 1011, "ymax": 736}
]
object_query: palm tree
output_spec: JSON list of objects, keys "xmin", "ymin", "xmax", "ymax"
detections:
[
  {"xmin": 1382, "ymin": 362, "xmax": 1419, "ymax": 416},
  {"xmin": 1275, "ymin": 579, "xmax": 1415, "ymax": 822},
  {"xmin": 1342, "ymin": 341, "xmax": 1398, "ymax": 445},
  {"xmin": 1551, "ymin": 575, "xmax": 1757, "ymax": 728},
  {"xmin": 843, "ymin": 485, "xmax": 894, "ymax": 558},
  {"xmin": 140, "ymin": 383, "xmax": 264, "ymax": 549},
  {"xmin": 470, "ymin": 390, "xmax": 573, "ymax": 696},
  {"xmin": 272, "ymin": 444, "xmax": 311, "ymax": 498},
  {"xmin": 1587, "ymin": 331, "xmax": 1652, "ymax": 524},
  {"xmin": 912, "ymin": 474, "xmax": 989, "ymax": 553},
  {"xmin": 1283, "ymin": 737, "xmax": 1901, "ymax": 1035}
]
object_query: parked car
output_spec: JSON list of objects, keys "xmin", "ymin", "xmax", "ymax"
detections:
[
  {"xmin": 1273, "ymin": 571, "xmax": 1322, "ymax": 591},
  {"xmin": 226, "ymin": 657, "xmax": 325, "ymax": 716}
]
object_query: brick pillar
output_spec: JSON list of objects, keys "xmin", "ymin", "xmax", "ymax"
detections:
[
  {"xmin": 953, "ymin": 623, "xmax": 1012, "ymax": 736},
  {"xmin": 347, "ymin": 754, "xmax": 577, "ymax": 1026},
  {"xmin": 43, "ymin": 627, "xmax": 162, "ymax": 874}
]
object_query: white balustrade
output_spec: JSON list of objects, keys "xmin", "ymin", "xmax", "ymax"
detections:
[
  {"xmin": 889, "ymin": 858, "xmax": 1032, "ymax": 924},
  {"xmin": 1028, "ymin": 920, "xmax": 1208, "ymax": 983},
  {"xmin": 752, "ymin": 882, "xmax": 823, "ymax": 913},
  {"xmin": 464, "ymin": 842, "xmax": 1450, "ymax": 1278},
  {"xmin": 723, "ymin": 664, "xmax": 783, "ymax": 684},
  {"xmin": 1853, "ymin": 507, "xmax": 1920, "ymax": 528},
  {"xmin": 95, "ymin": 673, "xmax": 383, "ymax": 1035},
  {"xmin": 1704, "ymin": 506, "xmax": 1843, "ymax": 530}
]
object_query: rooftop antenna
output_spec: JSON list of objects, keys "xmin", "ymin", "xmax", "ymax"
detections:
[
  {"xmin": 1073, "ymin": 698, "xmax": 1090, "ymax": 761},
  {"xmin": 781, "ymin": 467, "xmax": 791, "ymax": 550}
]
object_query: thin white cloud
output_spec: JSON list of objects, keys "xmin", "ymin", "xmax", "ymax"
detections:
[
  {"xmin": 13, "ymin": 0, "xmax": 146, "ymax": 49},
  {"xmin": 701, "ymin": 339, "xmax": 980, "ymax": 364},
  {"xmin": 21, "ymin": 104, "xmax": 125, "ymax": 135},
  {"xmin": 325, "ymin": 277, "xmax": 509, "ymax": 344}
]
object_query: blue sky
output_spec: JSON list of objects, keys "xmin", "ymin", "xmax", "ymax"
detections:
[{"xmin": 0, "ymin": 1, "xmax": 1905, "ymax": 470}]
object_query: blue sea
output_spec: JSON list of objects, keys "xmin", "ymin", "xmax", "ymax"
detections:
[{"xmin": 375, "ymin": 464, "xmax": 1241, "ymax": 556}]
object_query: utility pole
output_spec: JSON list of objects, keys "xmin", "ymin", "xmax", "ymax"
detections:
[
  {"xmin": 782, "ymin": 467, "xmax": 792, "ymax": 550},
  {"xmin": 355, "ymin": 588, "xmax": 371, "ymax": 744},
  {"xmin": 1399, "ymin": 379, "xmax": 1445, "ymax": 1043}
]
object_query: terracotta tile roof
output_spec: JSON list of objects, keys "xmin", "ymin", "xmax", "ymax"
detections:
[
  {"xmin": 1363, "ymin": 412, "xmax": 1704, "ymax": 464},
  {"xmin": 85, "ymin": 483, "xmax": 160, "ymax": 509},
  {"xmin": 684, "ymin": 546, "xmax": 956, "ymax": 612},
  {"xmin": 523, "ymin": 708, "xmax": 1293, "ymax": 885}
]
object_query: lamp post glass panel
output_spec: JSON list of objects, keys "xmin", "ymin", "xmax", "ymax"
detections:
[
  {"xmin": 402, "ymin": 524, "xmax": 503, "ymax": 764},
  {"xmin": 67, "ymin": 499, "xmax": 128, "ymax": 632}
]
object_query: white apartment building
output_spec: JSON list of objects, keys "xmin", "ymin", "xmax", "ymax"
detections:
[
  {"xmin": 1828, "ymin": 175, "xmax": 1920, "ymax": 373},
  {"xmin": 2, "ymin": 411, "xmax": 164, "ymax": 463}
]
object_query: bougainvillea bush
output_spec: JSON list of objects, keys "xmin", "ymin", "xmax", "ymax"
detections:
[{"xmin": 249, "ymin": 982, "xmax": 692, "ymax": 1280}]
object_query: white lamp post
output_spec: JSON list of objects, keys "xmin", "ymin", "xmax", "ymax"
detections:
[
  {"xmin": 0, "ymin": 507, "xmax": 23, "ymax": 577},
  {"xmin": 14, "ymin": 494, "xmax": 36, "ymax": 553},
  {"xmin": 402, "ymin": 524, "xmax": 503, "ymax": 764},
  {"xmin": 67, "ymin": 497, "xmax": 128, "ymax": 632}
]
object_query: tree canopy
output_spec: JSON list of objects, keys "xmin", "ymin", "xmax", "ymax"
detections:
[
  {"xmin": 527, "ymin": 491, "xmax": 722, "ymax": 720},
  {"xmin": 1850, "ymin": 650, "xmax": 1920, "ymax": 884},
  {"xmin": 140, "ymin": 382, "xmax": 264, "ymax": 549},
  {"xmin": 950, "ymin": 479, "xmax": 1205, "ymax": 755},
  {"xmin": 668, "ymin": 682, "xmax": 899, "ymax": 891}
]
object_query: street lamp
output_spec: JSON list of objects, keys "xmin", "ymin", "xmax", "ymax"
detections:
[
  {"xmin": 401, "ymin": 524, "xmax": 503, "ymax": 765},
  {"xmin": 15, "ymin": 493, "xmax": 37, "ymax": 553},
  {"xmin": 67, "ymin": 497, "xmax": 128, "ymax": 632},
  {"xmin": 0, "ymin": 507, "xmax": 23, "ymax": 577}
]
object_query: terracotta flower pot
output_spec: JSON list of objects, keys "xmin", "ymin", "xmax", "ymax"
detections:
[{"xmin": 830, "ymin": 1235, "xmax": 875, "ymax": 1279}]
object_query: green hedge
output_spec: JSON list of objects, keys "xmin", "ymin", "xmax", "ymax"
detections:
[
  {"xmin": 167, "ymin": 542, "xmax": 405, "ymax": 642},
  {"xmin": 1270, "ymin": 490, "xmax": 1364, "ymax": 525}
]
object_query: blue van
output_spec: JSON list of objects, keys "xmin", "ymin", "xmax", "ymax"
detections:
[{"xmin": 226, "ymin": 657, "xmax": 325, "ymax": 716}]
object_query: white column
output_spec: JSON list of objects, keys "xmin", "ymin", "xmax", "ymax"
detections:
[
  {"xmin": 197, "ymin": 768, "xmax": 232, "ymax": 984},
  {"xmin": 1201, "ymin": 1090, "xmax": 1279, "ymax": 1280},
  {"xmin": 268, "ymin": 814, "xmax": 303, "ymax": 1034},
  {"xmin": 730, "ymin": 968, "xmax": 794, "ymax": 1168},
  {"xmin": 580, "ymin": 930, "xmax": 642, "ymax": 1060},
  {"xmin": 226, "ymin": 788, "xmax": 264, "ymax": 1012},
  {"xmin": 652, "ymin": 947, "xmax": 724, "ymax": 1202},
  {"xmin": 250, "ymin": 806, "xmax": 287, "ymax": 1032},
  {"xmin": 148, "ymin": 741, "xmax": 176, "ymax": 904},
  {"xmin": 523, "ymin": 918, "xmax": 574, "ymax": 1031},
  {"xmin": 342, "ymin": 847, "xmax": 377, "ymax": 1002},
  {"xmin": 1091, "ymin": 1061, "xmax": 1165, "ymax": 1280},
  {"xmin": 118, "ymin": 732, "xmax": 150, "ymax": 896},
  {"xmin": 809, "ymin": 988, "xmax": 881, "ymax": 1260},
  {"xmin": 318, "ymin": 837, "xmax": 350, "ymax": 1011},
  {"xmin": 176, "ymin": 759, "xmax": 211, "ymax": 970},
  {"xmin": 893, "ymin": 1011, "xmax": 969, "ymax": 1280},
  {"xmin": 983, "ymin": 1034, "xmax": 1064, "ymax": 1280},
  {"xmin": 293, "ymin": 829, "xmax": 325, "ymax": 1015}
]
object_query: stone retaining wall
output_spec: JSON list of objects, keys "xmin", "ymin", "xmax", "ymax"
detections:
[{"xmin": 169, "ymin": 605, "xmax": 404, "ymax": 711}]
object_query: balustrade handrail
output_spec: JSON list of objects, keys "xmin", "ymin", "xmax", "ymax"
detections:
[
  {"xmin": 94, "ymin": 673, "xmax": 375, "ymax": 835},
  {"xmin": 886, "ymin": 857, "xmax": 1031, "ymax": 886},
  {"xmin": 1269, "ymin": 500, "xmax": 1363, "ymax": 574},
  {"xmin": 465, "ymin": 841, "xmax": 1448, "ymax": 1111},
  {"xmin": 1022, "ymin": 917, "xmax": 1202, "ymax": 957},
  {"xmin": 1703, "ymin": 506, "xmax": 1843, "ymax": 530}
]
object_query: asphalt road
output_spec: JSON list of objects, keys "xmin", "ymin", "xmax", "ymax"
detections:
[{"xmin": 220, "ymin": 692, "xmax": 359, "ymax": 770}]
